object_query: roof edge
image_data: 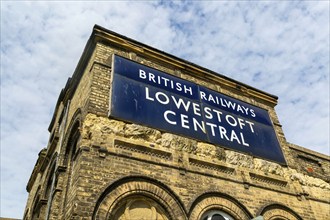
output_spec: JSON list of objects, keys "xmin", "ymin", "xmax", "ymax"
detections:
[{"xmin": 92, "ymin": 24, "xmax": 279, "ymax": 106}]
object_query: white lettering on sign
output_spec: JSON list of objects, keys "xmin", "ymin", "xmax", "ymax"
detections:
[
  {"xmin": 139, "ymin": 69, "xmax": 193, "ymax": 96},
  {"xmin": 145, "ymin": 86, "xmax": 255, "ymax": 147},
  {"xmin": 111, "ymin": 55, "xmax": 286, "ymax": 164},
  {"xmin": 200, "ymin": 91, "xmax": 256, "ymax": 117}
]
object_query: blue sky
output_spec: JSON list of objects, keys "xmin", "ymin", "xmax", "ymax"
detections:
[{"xmin": 1, "ymin": 1, "xmax": 329, "ymax": 218}]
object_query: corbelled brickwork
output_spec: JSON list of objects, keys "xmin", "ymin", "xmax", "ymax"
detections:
[{"xmin": 23, "ymin": 25, "xmax": 329, "ymax": 220}]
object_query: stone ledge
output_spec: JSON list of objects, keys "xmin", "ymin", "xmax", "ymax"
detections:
[
  {"xmin": 249, "ymin": 172, "xmax": 287, "ymax": 187},
  {"xmin": 114, "ymin": 139, "xmax": 172, "ymax": 161}
]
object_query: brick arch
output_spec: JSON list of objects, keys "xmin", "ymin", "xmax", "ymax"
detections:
[
  {"xmin": 259, "ymin": 203, "xmax": 302, "ymax": 220},
  {"xmin": 61, "ymin": 108, "xmax": 82, "ymax": 162},
  {"xmin": 30, "ymin": 186, "xmax": 42, "ymax": 219},
  {"xmin": 92, "ymin": 176, "xmax": 187, "ymax": 220},
  {"xmin": 189, "ymin": 192, "xmax": 252, "ymax": 220},
  {"xmin": 62, "ymin": 108, "xmax": 82, "ymax": 140},
  {"xmin": 43, "ymin": 152, "xmax": 58, "ymax": 183},
  {"xmin": 42, "ymin": 153, "xmax": 57, "ymax": 198}
]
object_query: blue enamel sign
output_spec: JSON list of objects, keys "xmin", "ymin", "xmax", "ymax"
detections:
[{"xmin": 109, "ymin": 55, "xmax": 286, "ymax": 164}]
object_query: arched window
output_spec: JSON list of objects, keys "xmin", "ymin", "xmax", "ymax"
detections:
[
  {"xmin": 201, "ymin": 210, "xmax": 234, "ymax": 220},
  {"xmin": 61, "ymin": 120, "xmax": 80, "ymax": 217},
  {"xmin": 44, "ymin": 160, "xmax": 57, "ymax": 220},
  {"xmin": 93, "ymin": 177, "xmax": 186, "ymax": 220},
  {"xmin": 112, "ymin": 196, "xmax": 169, "ymax": 220},
  {"xmin": 63, "ymin": 125, "xmax": 79, "ymax": 165},
  {"xmin": 189, "ymin": 193, "xmax": 252, "ymax": 219},
  {"xmin": 259, "ymin": 203, "xmax": 303, "ymax": 220},
  {"xmin": 31, "ymin": 195, "xmax": 41, "ymax": 219}
]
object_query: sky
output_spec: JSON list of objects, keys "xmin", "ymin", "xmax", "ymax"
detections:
[{"xmin": 0, "ymin": 0, "xmax": 329, "ymax": 218}]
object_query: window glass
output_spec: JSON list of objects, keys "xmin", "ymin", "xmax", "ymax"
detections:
[{"xmin": 201, "ymin": 210, "xmax": 234, "ymax": 220}]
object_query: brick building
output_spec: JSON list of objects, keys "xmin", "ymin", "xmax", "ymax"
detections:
[{"xmin": 23, "ymin": 25, "xmax": 329, "ymax": 220}]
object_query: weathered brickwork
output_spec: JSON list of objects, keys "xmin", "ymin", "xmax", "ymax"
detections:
[{"xmin": 23, "ymin": 25, "xmax": 329, "ymax": 220}]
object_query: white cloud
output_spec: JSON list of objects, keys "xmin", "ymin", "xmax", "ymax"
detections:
[{"xmin": 1, "ymin": 1, "xmax": 329, "ymax": 218}]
